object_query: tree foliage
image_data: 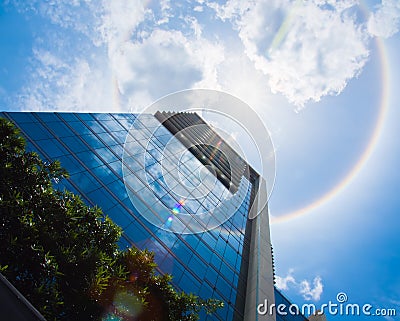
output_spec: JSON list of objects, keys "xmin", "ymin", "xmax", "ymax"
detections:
[{"xmin": 0, "ymin": 118, "xmax": 222, "ymax": 321}]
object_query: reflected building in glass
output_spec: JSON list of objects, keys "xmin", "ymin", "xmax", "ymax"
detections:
[{"xmin": 1, "ymin": 111, "xmax": 307, "ymax": 321}]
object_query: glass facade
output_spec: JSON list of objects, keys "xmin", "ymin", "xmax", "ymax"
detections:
[{"xmin": 1, "ymin": 112, "xmax": 257, "ymax": 321}]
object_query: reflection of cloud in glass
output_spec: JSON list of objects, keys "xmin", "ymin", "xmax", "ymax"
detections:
[
  {"xmin": 124, "ymin": 114, "xmax": 246, "ymax": 233},
  {"xmin": 122, "ymin": 89, "xmax": 271, "ymax": 234}
]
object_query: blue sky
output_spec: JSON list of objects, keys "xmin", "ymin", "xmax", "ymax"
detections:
[{"xmin": 1, "ymin": 0, "xmax": 400, "ymax": 320}]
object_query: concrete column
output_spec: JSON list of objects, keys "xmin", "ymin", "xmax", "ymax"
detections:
[{"xmin": 244, "ymin": 177, "xmax": 276, "ymax": 321}]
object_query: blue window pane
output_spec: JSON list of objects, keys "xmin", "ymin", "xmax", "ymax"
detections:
[
  {"xmin": 36, "ymin": 113, "xmax": 59, "ymax": 123},
  {"xmin": 97, "ymin": 131, "xmax": 118, "ymax": 147},
  {"xmin": 101, "ymin": 119, "xmax": 125, "ymax": 132},
  {"xmin": 183, "ymin": 234, "xmax": 200, "ymax": 251},
  {"xmin": 199, "ymin": 282, "xmax": 214, "ymax": 300},
  {"xmin": 81, "ymin": 135, "xmax": 105, "ymax": 149},
  {"xmin": 211, "ymin": 253, "xmax": 222, "ymax": 271},
  {"xmin": 107, "ymin": 206, "xmax": 135, "ymax": 229},
  {"xmin": 224, "ymin": 244, "xmax": 238, "ymax": 268},
  {"xmin": 19, "ymin": 122, "xmax": 51, "ymax": 140},
  {"xmin": 36, "ymin": 139, "xmax": 68, "ymax": 159},
  {"xmin": 216, "ymin": 276, "xmax": 232, "ymax": 301},
  {"xmin": 56, "ymin": 179, "xmax": 78, "ymax": 194},
  {"xmin": 220, "ymin": 263, "xmax": 235, "ymax": 285},
  {"xmin": 108, "ymin": 160, "xmax": 123, "ymax": 176},
  {"xmin": 116, "ymin": 117, "xmax": 135, "ymax": 130},
  {"xmin": 75, "ymin": 151, "xmax": 101, "ymax": 168},
  {"xmin": 86, "ymin": 188, "xmax": 118, "ymax": 212},
  {"xmin": 147, "ymin": 239, "xmax": 170, "ymax": 263},
  {"xmin": 70, "ymin": 171, "xmax": 101, "ymax": 193},
  {"xmin": 174, "ymin": 241, "xmax": 192, "ymax": 266},
  {"xmin": 59, "ymin": 155, "xmax": 83, "ymax": 175},
  {"xmin": 171, "ymin": 261, "xmax": 185, "ymax": 287},
  {"xmin": 85, "ymin": 120, "xmax": 106, "ymax": 134},
  {"xmin": 95, "ymin": 146, "xmax": 118, "ymax": 163},
  {"xmin": 196, "ymin": 242, "xmax": 213, "ymax": 263},
  {"xmin": 180, "ymin": 271, "xmax": 200, "ymax": 294},
  {"xmin": 92, "ymin": 113, "xmax": 111, "ymax": 121},
  {"xmin": 59, "ymin": 113, "xmax": 79, "ymax": 122},
  {"xmin": 108, "ymin": 143, "xmax": 123, "ymax": 159},
  {"xmin": 118, "ymin": 235, "xmax": 131, "ymax": 250},
  {"xmin": 91, "ymin": 164, "xmax": 116, "ymax": 185},
  {"xmin": 214, "ymin": 291, "xmax": 228, "ymax": 320},
  {"xmin": 76, "ymin": 113, "xmax": 94, "ymax": 121},
  {"xmin": 68, "ymin": 121, "xmax": 91, "ymax": 135},
  {"xmin": 8, "ymin": 112, "xmax": 37, "ymax": 123},
  {"xmin": 158, "ymin": 254, "xmax": 175, "ymax": 274},
  {"xmin": 226, "ymin": 308, "xmax": 234, "ymax": 321},
  {"xmin": 188, "ymin": 255, "xmax": 207, "ymax": 278},
  {"xmin": 46, "ymin": 121, "xmax": 74, "ymax": 138},
  {"xmin": 113, "ymin": 130, "xmax": 128, "ymax": 144},
  {"xmin": 63, "ymin": 136, "xmax": 88, "ymax": 153},
  {"xmin": 205, "ymin": 267, "xmax": 218, "ymax": 284}
]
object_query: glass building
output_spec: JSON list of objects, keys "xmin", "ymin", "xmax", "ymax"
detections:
[{"xmin": 0, "ymin": 111, "xmax": 308, "ymax": 321}]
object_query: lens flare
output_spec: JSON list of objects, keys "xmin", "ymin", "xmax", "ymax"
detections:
[
  {"xmin": 171, "ymin": 199, "xmax": 185, "ymax": 215},
  {"xmin": 209, "ymin": 140, "xmax": 223, "ymax": 161},
  {"xmin": 102, "ymin": 291, "xmax": 143, "ymax": 321},
  {"xmin": 165, "ymin": 215, "xmax": 174, "ymax": 227}
]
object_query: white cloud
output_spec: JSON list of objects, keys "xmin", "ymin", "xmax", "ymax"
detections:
[
  {"xmin": 207, "ymin": 0, "xmax": 254, "ymax": 21},
  {"xmin": 210, "ymin": 0, "xmax": 370, "ymax": 108},
  {"xmin": 8, "ymin": 0, "xmax": 161, "ymax": 49},
  {"xmin": 12, "ymin": 0, "xmax": 225, "ymax": 111},
  {"xmin": 300, "ymin": 276, "xmax": 324, "ymax": 301},
  {"xmin": 10, "ymin": 0, "xmax": 399, "ymax": 112},
  {"xmin": 275, "ymin": 270, "xmax": 324, "ymax": 301},
  {"xmin": 110, "ymin": 29, "xmax": 224, "ymax": 109},
  {"xmin": 99, "ymin": 0, "xmax": 148, "ymax": 50},
  {"xmin": 275, "ymin": 268, "xmax": 296, "ymax": 290},
  {"xmin": 157, "ymin": 0, "xmax": 173, "ymax": 25},
  {"xmin": 368, "ymin": 0, "xmax": 400, "ymax": 38},
  {"xmin": 19, "ymin": 49, "xmax": 116, "ymax": 112}
]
